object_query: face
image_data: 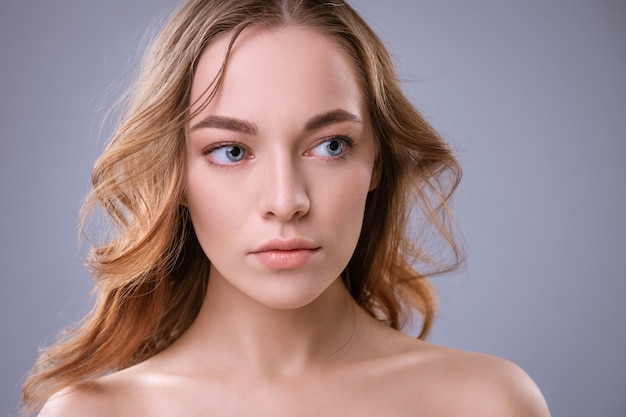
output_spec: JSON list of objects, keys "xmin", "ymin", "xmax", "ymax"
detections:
[{"xmin": 185, "ymin": 25, "xmax": 377, "ymax": 310}]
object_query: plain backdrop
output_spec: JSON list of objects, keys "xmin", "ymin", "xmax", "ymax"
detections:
[{"xmin": 1, "ymin": 1, "xmax": 625, "ymax": 415}]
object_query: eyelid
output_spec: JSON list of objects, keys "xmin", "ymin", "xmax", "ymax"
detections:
[
  {"xmin": 306, "ymin": 134, "xmax": 355, "ymax": 158},
  {"xmin": 201, "ymin": 140, "xmax": 248, "ymax": 154},
  {"xmin": 202, "ymin": 141, "xmax": 252, "ymax": 166},
  {"xmin": 200, "ymin": 134, "xmax": 355, "ymax": 164}
]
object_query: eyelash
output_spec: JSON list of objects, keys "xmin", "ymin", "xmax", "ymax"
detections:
[
  {"xmin": 310, "ymin": 135, "xmax": 355, "ymax": 160},
  {"xmin": 201, "ymin": 134, "xmax": 356, "ymax": 167},
  {"xmin": 201, "ymin": 141, "xmax": 250, "ymax": 166}
]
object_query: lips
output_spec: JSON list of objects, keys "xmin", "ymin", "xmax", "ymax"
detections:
[{"xmin": 250, "ymin": 238, "xmax": 320, "ymax": 269}]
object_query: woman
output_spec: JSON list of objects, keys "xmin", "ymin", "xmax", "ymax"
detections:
[{"xmin": 23, "ymin": 0, "xmax": 550, "ymax": 415}]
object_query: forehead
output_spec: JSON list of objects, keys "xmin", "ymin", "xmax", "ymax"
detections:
[{"xmin": 189, "ymin": 25, "xmax": 367, "ymax": 126}]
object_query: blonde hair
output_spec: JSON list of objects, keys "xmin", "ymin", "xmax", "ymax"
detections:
[{"xmin": 22, "ymin": 0, "xmax": 462, "ymax": 413}]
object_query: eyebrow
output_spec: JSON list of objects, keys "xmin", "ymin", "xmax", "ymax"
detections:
[
  {"xmin": 304, "ymin": 109, "xmax": 361, "ymax": 131},
  {"xmin": 190, "ymin": 109, "xmax": 360, "ymax": 135},
  {"xmin": 190, "ymin": 115, "xmax": 258, "ymax": 135}
]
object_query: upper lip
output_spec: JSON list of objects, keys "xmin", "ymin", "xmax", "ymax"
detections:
[{"xmin": 250, "ymin": 238, "xmax": 320, "ymax": 253}]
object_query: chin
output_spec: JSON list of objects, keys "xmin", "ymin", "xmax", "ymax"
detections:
[
  {"xmin": 248, "ymin": 282, "xmax": 331, "ymax": 311},
  {"xmin": 242, "ymin": 271, "xmax": 344, "ymax": 311}
]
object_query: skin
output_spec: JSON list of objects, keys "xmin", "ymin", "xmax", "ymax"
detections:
[{"xmin": 39, "ymin": 26, "xmax": 550, "ymax": 417}]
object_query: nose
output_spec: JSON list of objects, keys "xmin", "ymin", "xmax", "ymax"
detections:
[{"xmin": 259, "ymin": 154, "xmax": 310, "ymax": 222}]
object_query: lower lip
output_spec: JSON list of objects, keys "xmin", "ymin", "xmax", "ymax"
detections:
[{"xmin": 251, "ymin": 249, "xmax": 320, "ymax": 269}]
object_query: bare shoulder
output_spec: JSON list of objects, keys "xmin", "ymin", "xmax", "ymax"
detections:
[
  {"xmin": 395, "ymin": 340, "xmax": 551, "ymax": 417},
  {"xmin": 37, "ymin": 366, "xmax": 146, "ymax": 417},
  {"xmin": 38, "ymin": 384, "xmax": 114, "ymax": 417},
  {"xmin": 434, "ymin": 346, "xmax": 550, "ymax": 416}
]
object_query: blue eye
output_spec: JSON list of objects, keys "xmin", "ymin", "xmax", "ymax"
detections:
[
  {"xmin": 312, "ymin": 137, "xmax": 349, "ymax": 158},
  {"xmin": 208, "ymin": 145, "xmax": 247, "ymax": 164}
]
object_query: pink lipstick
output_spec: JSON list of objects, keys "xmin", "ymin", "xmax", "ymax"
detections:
[{"xmin": 250, "ymin": 238, "xmax": 320, "ymax": 269}]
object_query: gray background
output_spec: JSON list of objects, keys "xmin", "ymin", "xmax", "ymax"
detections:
[{"xmin": 1, "ymin": 0, "xmax": 624, "ymax": 415}]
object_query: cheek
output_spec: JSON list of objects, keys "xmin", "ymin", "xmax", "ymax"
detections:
[
  {"xmin": 314, "ymin": 168, "xmax": 373, "ymax": 238},
  {"xmin": 185, "ymin": 171, "xmax": 243, "ymax": 252}
]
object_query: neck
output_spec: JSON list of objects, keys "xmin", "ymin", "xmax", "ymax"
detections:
[{"xmin": 175, "ymin": 269, "xmax": 358, "ymax": 379}]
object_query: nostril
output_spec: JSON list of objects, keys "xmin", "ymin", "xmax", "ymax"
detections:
[
  {"xmin": 263, "ymin": 196, "xmax": 310, "ymax": 221},
  {"xmin": 262, "ymin": 188, "xmax": 310, "ymax": 221},
  {"xmin": 259, "ymin": 160, "xmax": 310, "ymax": 221}
]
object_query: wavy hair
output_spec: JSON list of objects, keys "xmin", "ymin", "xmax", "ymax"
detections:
[{"xmin": 22, "ymin": 0, "xmax": 462, "ymax": 413}]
